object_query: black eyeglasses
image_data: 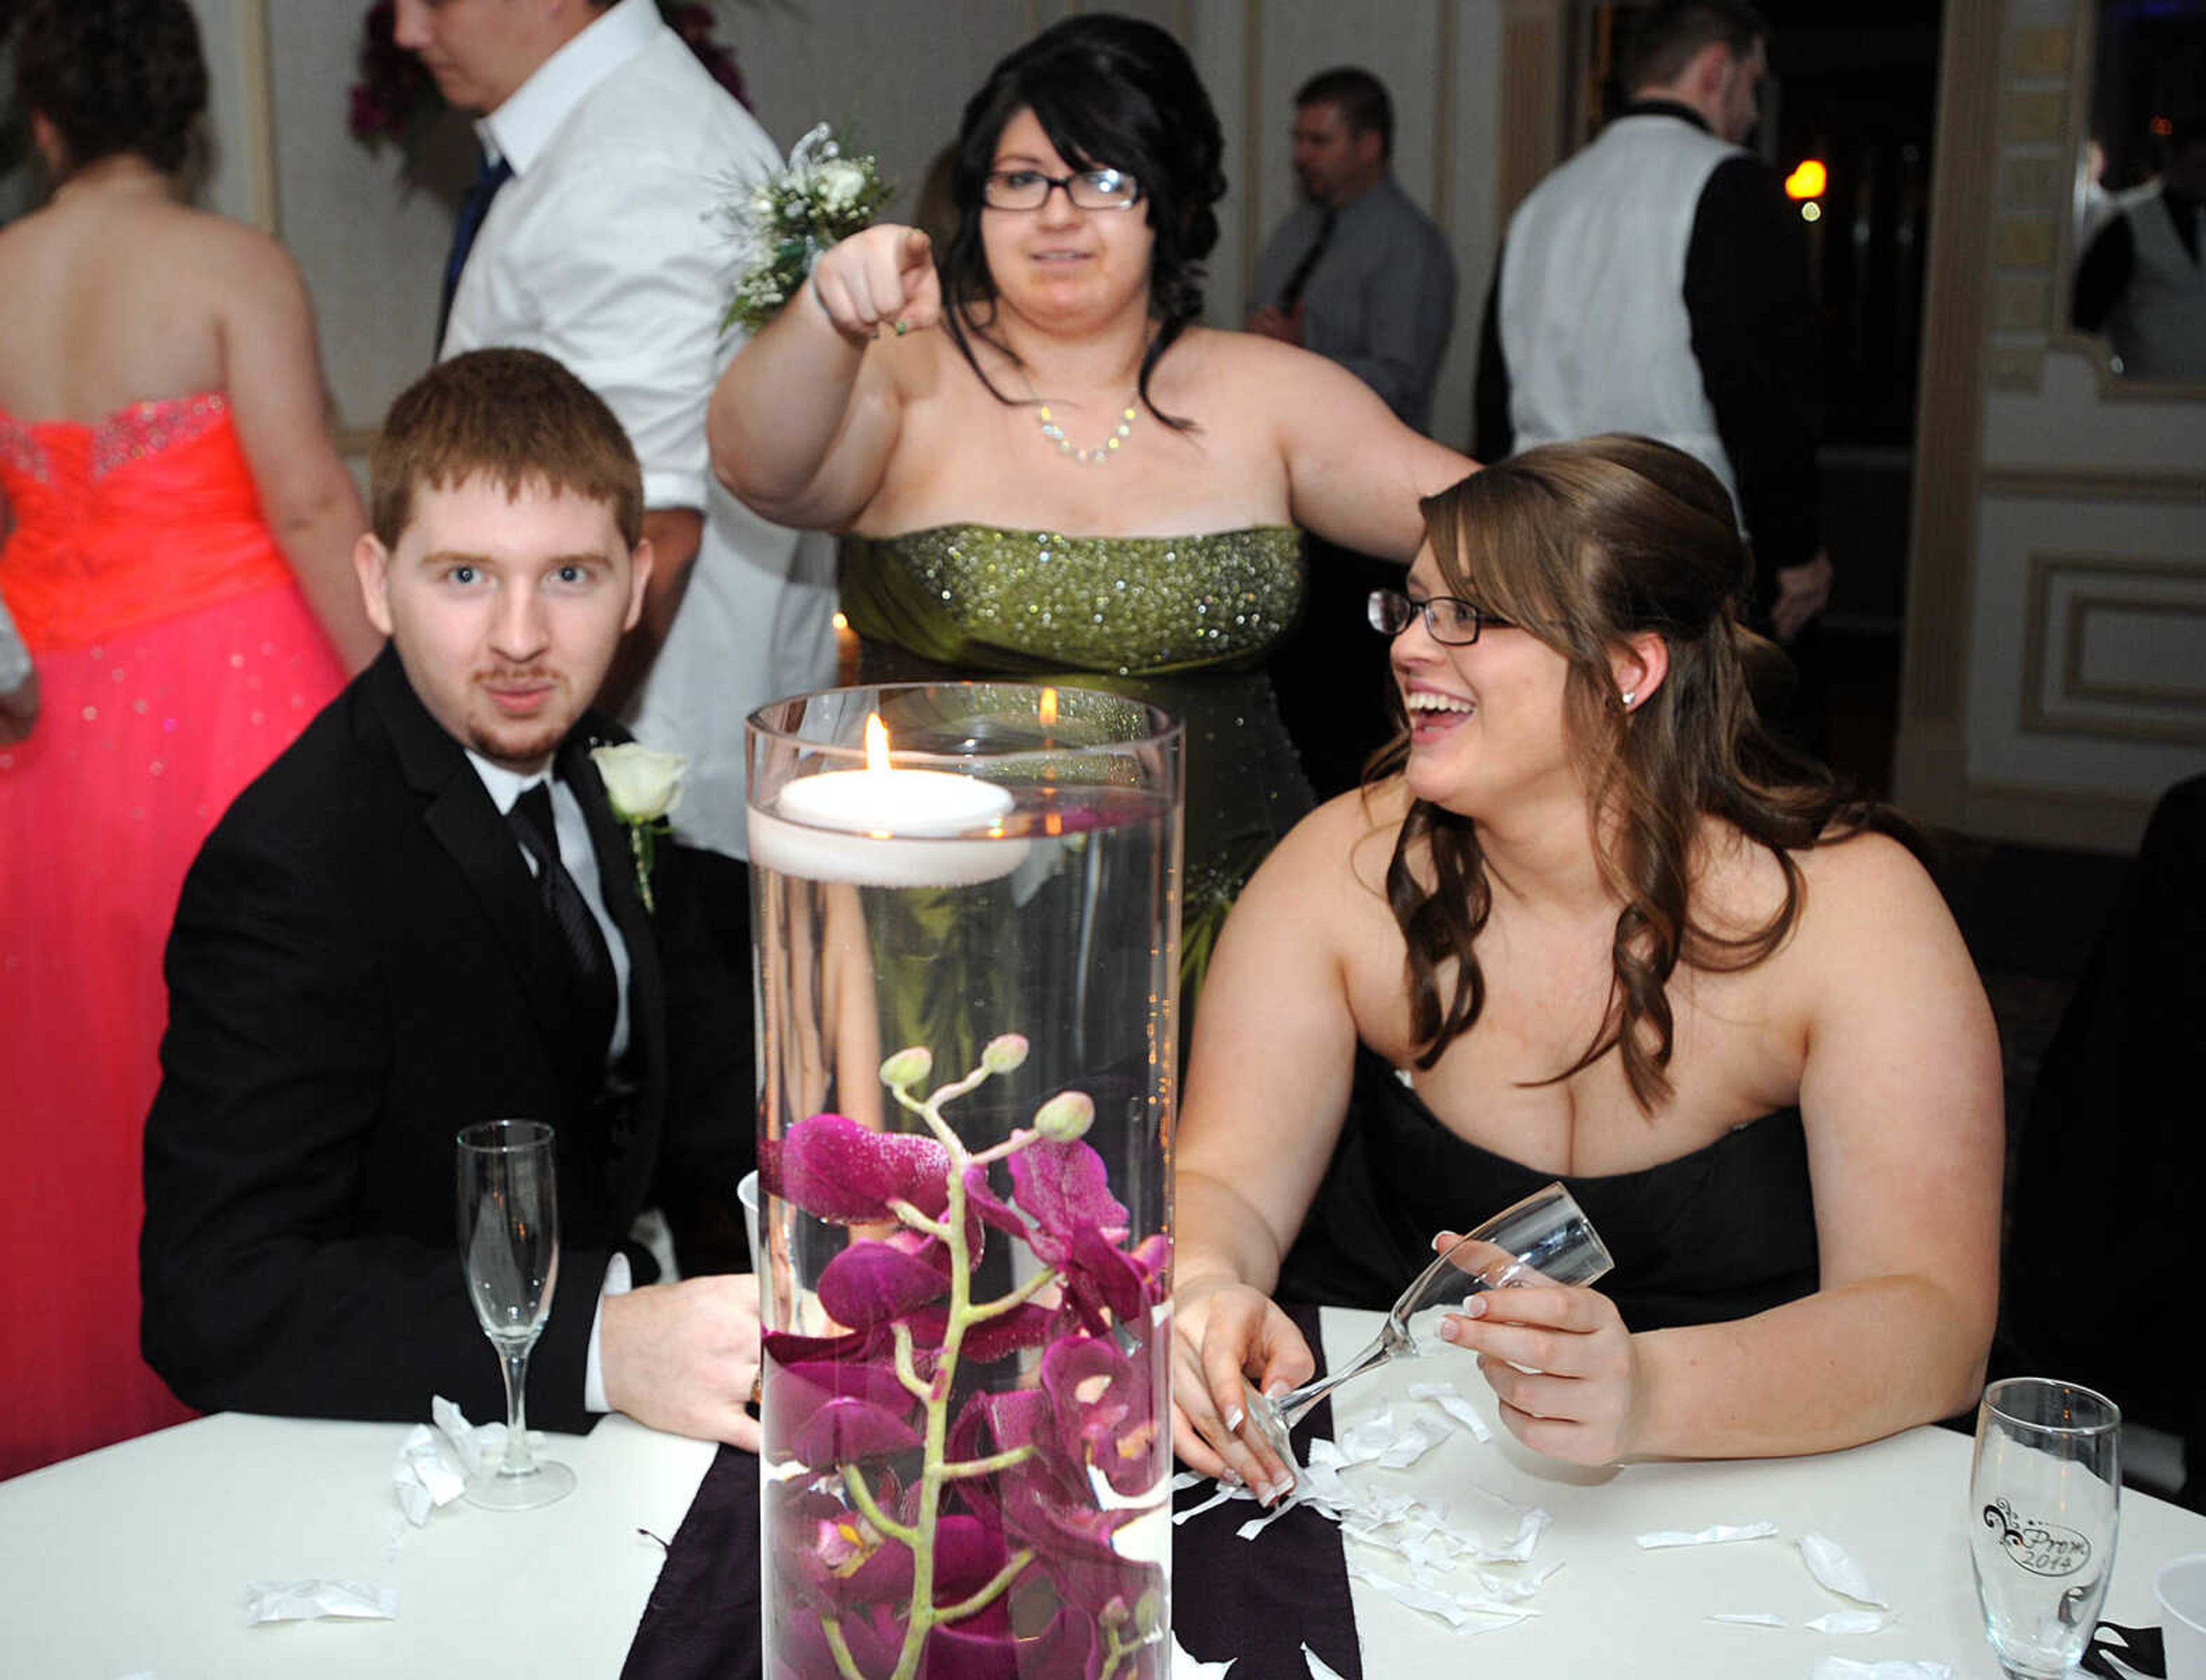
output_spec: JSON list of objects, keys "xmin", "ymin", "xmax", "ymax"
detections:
[
  {"xmin": 1367, "ymin": 588, "xmax": 1511, "ymax": 646},
  {"xmin": 982, "ymin": 168, "xmax": 1144, "ymax": 211}
]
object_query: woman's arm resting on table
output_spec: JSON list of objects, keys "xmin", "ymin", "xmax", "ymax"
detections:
[
  {"xmin": 1173, "ymin": 793, "xmax": 1376, "ymax": 1493},
  {"xmin": 707, "ymin": 224, "xmax": 936, "ymax": 531},
  {"xmin": 1259, "ymin": 341, "xmax": 1476, "ymax": 562},
  {"xmin": 1443, "ymin": 833, "xmax": 2005, "ymax": 1463}
]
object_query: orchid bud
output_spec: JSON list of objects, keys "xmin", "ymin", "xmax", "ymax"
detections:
[
  {"xmin": 981, "ymin": 1034, "xmax": 1029, "ymax": 1075},
  {"xmin": 1032, "ymin": 1090, "xmax": 1095, "ymax": 1142},
  {"xmin": 879, "ymin": 1046, "xmax": 933, "ymax": 1090}
]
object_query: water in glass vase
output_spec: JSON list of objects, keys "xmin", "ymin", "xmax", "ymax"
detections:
[{"xmin": 749, "ymin": 683, "xmax": 1181, "ymax": 1680}]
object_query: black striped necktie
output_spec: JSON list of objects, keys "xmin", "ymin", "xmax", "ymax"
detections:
[{"xmin": 507, "ymin": 781, "xmax": 617, "ymax": 1053}]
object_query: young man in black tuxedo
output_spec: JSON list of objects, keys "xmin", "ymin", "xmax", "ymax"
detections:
[{"xmin": 143, "ymin": 349, "xmax": 762, "ymax": 1449}]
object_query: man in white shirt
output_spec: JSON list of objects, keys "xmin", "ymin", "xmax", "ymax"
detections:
[{"xmin": 402, "ymin": 0, "xmax": 837, "ymax": 869}]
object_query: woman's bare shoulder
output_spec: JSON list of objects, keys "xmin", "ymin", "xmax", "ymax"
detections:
[{"xmin": 1252, "ymin": 777, "xmax": 1411, "ymax": 905}]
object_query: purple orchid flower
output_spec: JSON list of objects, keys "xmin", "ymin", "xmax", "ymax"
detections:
[
  {"xmin": 817, "ymin": 1238, "xmax": 950, "ymax": 1330},
  {"xmin": 775, "ymin": 1506, "xmax": 1041, "ymax": 1679},
  {"xmin": 1005, "ymin": 1138, "xmax": 1129, "ymax": 1267},
  {"xmin": 1041, "ymin": 1334, "xmax": 1163, "ymax": 1500},
  {"xmin": 759, "ymin": 1113, "xmax": 953, "ymax": 1225}
]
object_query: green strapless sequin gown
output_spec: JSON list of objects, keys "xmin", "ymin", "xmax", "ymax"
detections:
[{"xmin": 843, "ymin": 524, "xmax": 1316, "ymax": 1000}]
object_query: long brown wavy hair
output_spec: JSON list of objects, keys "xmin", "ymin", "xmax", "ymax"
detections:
[{"xmin": 1382, "ymin": 435, "xmax": 1911, "ymax": 1111}]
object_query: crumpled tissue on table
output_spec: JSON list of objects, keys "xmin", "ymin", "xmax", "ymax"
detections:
[
  {"xmin": 388, "ymin": 1394, "xmax": 505, "ymax": 1529},
  {"xmin": 244, "ymin": 1579, "xmax": 399, "ymax": 1625},
  {"xmin": 1174, "ymin": 1394, "xmax": 1556, "ymax": 1636},
  {"xmin": 1799, "ymin": 1532, "xmax": 1889, "ymax": 1608}
]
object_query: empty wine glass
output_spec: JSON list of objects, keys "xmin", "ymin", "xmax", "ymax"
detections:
[
  {"xmin": 1969, "ymin": 1377, "xmax": 2121, "ymax": 1678},
  {"xmin": 456, "ymin": 1119, "xmax": 576, "ymax": 1510},
  {"xmin": 1244, "ymin": 1181, "xmax": 1615, "ymax": 1471}
]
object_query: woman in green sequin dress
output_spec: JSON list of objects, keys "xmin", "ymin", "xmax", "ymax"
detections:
[{"xmin": 711, "ymin": 14, "xmax": 1471, "ymax": 998}]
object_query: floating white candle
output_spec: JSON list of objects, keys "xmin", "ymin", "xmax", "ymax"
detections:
[
  {"xmin": 748, "ymin": 714, "xmax": 1031, "ymax": 888},
  {"xmin": 774, "ymin": 765, "xmax": 1012, "ymax": 838}
]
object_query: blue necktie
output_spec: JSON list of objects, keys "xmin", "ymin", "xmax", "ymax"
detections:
[{"xmin": 438, "ymin": 148, "xmax": 514, "ymax": 344}]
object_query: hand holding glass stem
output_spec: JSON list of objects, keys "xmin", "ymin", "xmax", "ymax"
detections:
[{"xmin": 1239, "ymin": 1181, "xmax": 1615, "ymax": 1488}]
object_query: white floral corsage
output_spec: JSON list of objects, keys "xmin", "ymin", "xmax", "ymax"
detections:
[
  {"xmin": 722, "ymin": 122, "xmax": 894, "ymax": 335},
  {"xmin": 591, "ymin": 743, "xmax": 686, "ymax": 912}
]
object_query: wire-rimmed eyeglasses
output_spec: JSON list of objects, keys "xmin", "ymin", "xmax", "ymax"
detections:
[
  {"xmin": 982, "ymin": 168, "xmax": 1145, "ymax": 211},
  {"xmin": 1367, "ymin": 588, "xmax": 1513, "ymax": 647}
]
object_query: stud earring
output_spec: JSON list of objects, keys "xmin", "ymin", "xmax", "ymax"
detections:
[{"xmin": 1620, "ymin": 689, "xmax": 1637, "ymax": 709}]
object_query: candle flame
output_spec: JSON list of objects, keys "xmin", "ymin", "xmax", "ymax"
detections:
[
  {"xmin": 1039, "ymin": 686, "xmax": 1058, "ymax": 728},
  {"xmin": 865, "ymin": 713, "xmax": 890, "ymax": 773}
]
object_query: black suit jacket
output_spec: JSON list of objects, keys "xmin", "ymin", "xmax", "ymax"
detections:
[{"xmin": 142, "ymin": 649, "xmax": 754, "ymax": 1431}]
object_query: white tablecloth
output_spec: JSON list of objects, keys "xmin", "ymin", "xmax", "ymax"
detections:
[{"xmin": 1, "ymin": 1308, "xmax": 2198, "ymax": 1679}]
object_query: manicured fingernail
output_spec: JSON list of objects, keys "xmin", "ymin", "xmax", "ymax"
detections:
[
  {"xmin": 1263, "ymin": 1381, "xmax": 1291, "ymax": 1400},
  {"xmin": 1267, "ymin": 1477, "xmax": 1294, "ymax": 1504},
  {"xmin": 1223, "ymin": 1406, "xmax": 1244, "ymax": 1432},
  {"xmin": 1221, "ymin": 1466, "xmax": 1244, "ymax": 1488},
  {"xmin": 1438, "ymin": 1318, "xmax": 1460, "ymax": 1343},
  {"xmin": 1460, "ymin": 1296, "xmax": 1487, "ymax": 1317}
]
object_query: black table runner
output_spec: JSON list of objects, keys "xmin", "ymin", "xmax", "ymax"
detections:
[{"xmin": 621, "ymin": 1303, "xmax": 1359, "ymax": 1679}]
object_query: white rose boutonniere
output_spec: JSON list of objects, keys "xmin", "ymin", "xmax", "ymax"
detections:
[{"xmin": 591, "ymin": 742, "xmax": 687, "ymax": 912}]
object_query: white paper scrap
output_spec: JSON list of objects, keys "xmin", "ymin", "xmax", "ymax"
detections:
[
  {"xmin": 1808, "ymin": 1610, "xmax": 1895, "ymax": 1635},
  {"xmin": 391, "ymin": 1423, "xmax": 466, "ymax": 1527},
  {"xmin": 431, "ymin": 1394, "xmax": 503, "ymax": 1479},
  {"xmin": 1235, "ymin": 1500, "xmax": 1302, "ymax": 1542},
  {"xmin": 1800, "ymin": 1532, "xmax": 1890, "ymax": 1607},
  {"xmin": 1302, "ymin": 1646, "xmax": 1348, "ymax": 1680},
  {"xmin": 1811, "ymin": 1661, "xmax": 1952, "ymax": 1680},
  {"xmin": 1347, "ymin": 1563, "xmax": 1536, "ymax": 1633},
  {"xmin": 1407, "ymin": 1380, "xmax": 1495, "ymax": 1442},
  {"xmin": 1168, "ymin": 1631, "xmax": 1236, "ymax": 1677},
  {"xmin": 1707, "ymin": 1613, "xmax": 1788, "ymax": 1628},
  {"xmin": 244, "ymin": 1579, "xmax": 398, "ymax": 1625},
  {"xmin": 1375, "ymin": 1412, "xmax": 1450, "ymax": 1470},
  {"xmin": 1174, "ymin": 1481, "xmax": 1244, "ymax": 1525},
  {"xmin": 1636, "ymin": 1521, "xmax": 1780, "ymax": 1549}
]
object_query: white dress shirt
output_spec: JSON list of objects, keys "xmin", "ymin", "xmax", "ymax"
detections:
[{"xmin": 442, "ymin": 0, "xmax": 837, "ymax": 861}]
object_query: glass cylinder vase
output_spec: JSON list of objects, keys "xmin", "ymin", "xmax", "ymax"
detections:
[{"xmin": 747, "ymin": 681, "xmax": 1182, "ymax": 1680}]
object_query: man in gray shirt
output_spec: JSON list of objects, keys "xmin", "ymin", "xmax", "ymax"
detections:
[
  {"xmin": 1251, "ymin": 68, "xmax": 1457, "ymax": 796},
  {"xmin": 1249, "ymin": 68, "xmax": 1456, "ymax": 431}
]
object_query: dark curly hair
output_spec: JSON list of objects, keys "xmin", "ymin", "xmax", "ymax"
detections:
[
  {"xmin": 939, "ymin": 12, "xmax": 1227, "ymax": 430},
  {"xmin": 11, "ymin": 0, "xmax": 207, "ymax": 176},
  {"xmin": 1381, "ymin": 436, "xmax": 1914, "ymax": 1111}
]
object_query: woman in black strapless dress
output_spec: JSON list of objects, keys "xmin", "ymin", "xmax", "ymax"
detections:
[{"xmin": 1171, "ymin": 437, "xmax": 2002, "ymax": 1500}]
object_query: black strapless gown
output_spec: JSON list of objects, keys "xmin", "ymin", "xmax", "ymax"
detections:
[{"xmin": 1279, "ymin": 1049, "xmax": 1820, "ymax": 1332}]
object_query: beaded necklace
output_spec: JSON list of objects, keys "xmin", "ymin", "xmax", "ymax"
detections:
[{"xmin": 1027, "ymin": 384, "xmax": 1139, "ymax": 464}]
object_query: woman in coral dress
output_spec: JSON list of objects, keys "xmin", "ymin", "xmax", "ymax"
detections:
[{"xmin": 0, "ymin": 0, "xmax": 381, "ymax": 1479}]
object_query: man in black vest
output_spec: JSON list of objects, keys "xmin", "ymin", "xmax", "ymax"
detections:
[{"xmin": 143, "ymin": 349, "xmax": 761, "ymax": 1449}]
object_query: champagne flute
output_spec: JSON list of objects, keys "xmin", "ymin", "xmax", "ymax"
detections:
[
  {"xmin": 1244, "ymin": 1181, "xmax": 1615, "ymax": 1470},
  {"xmin": 1969, "ymin": 1376, "xmax": 2121, "ymax": 1679},
  {"xmin": 456, "ymin": 1120, "xmax": 576, "ymax": 1509}
]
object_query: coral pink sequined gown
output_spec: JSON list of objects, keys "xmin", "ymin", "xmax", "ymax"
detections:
[{"xmin": 0, "ymin": 394, "xmax": 348, "ymax": 1478}]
